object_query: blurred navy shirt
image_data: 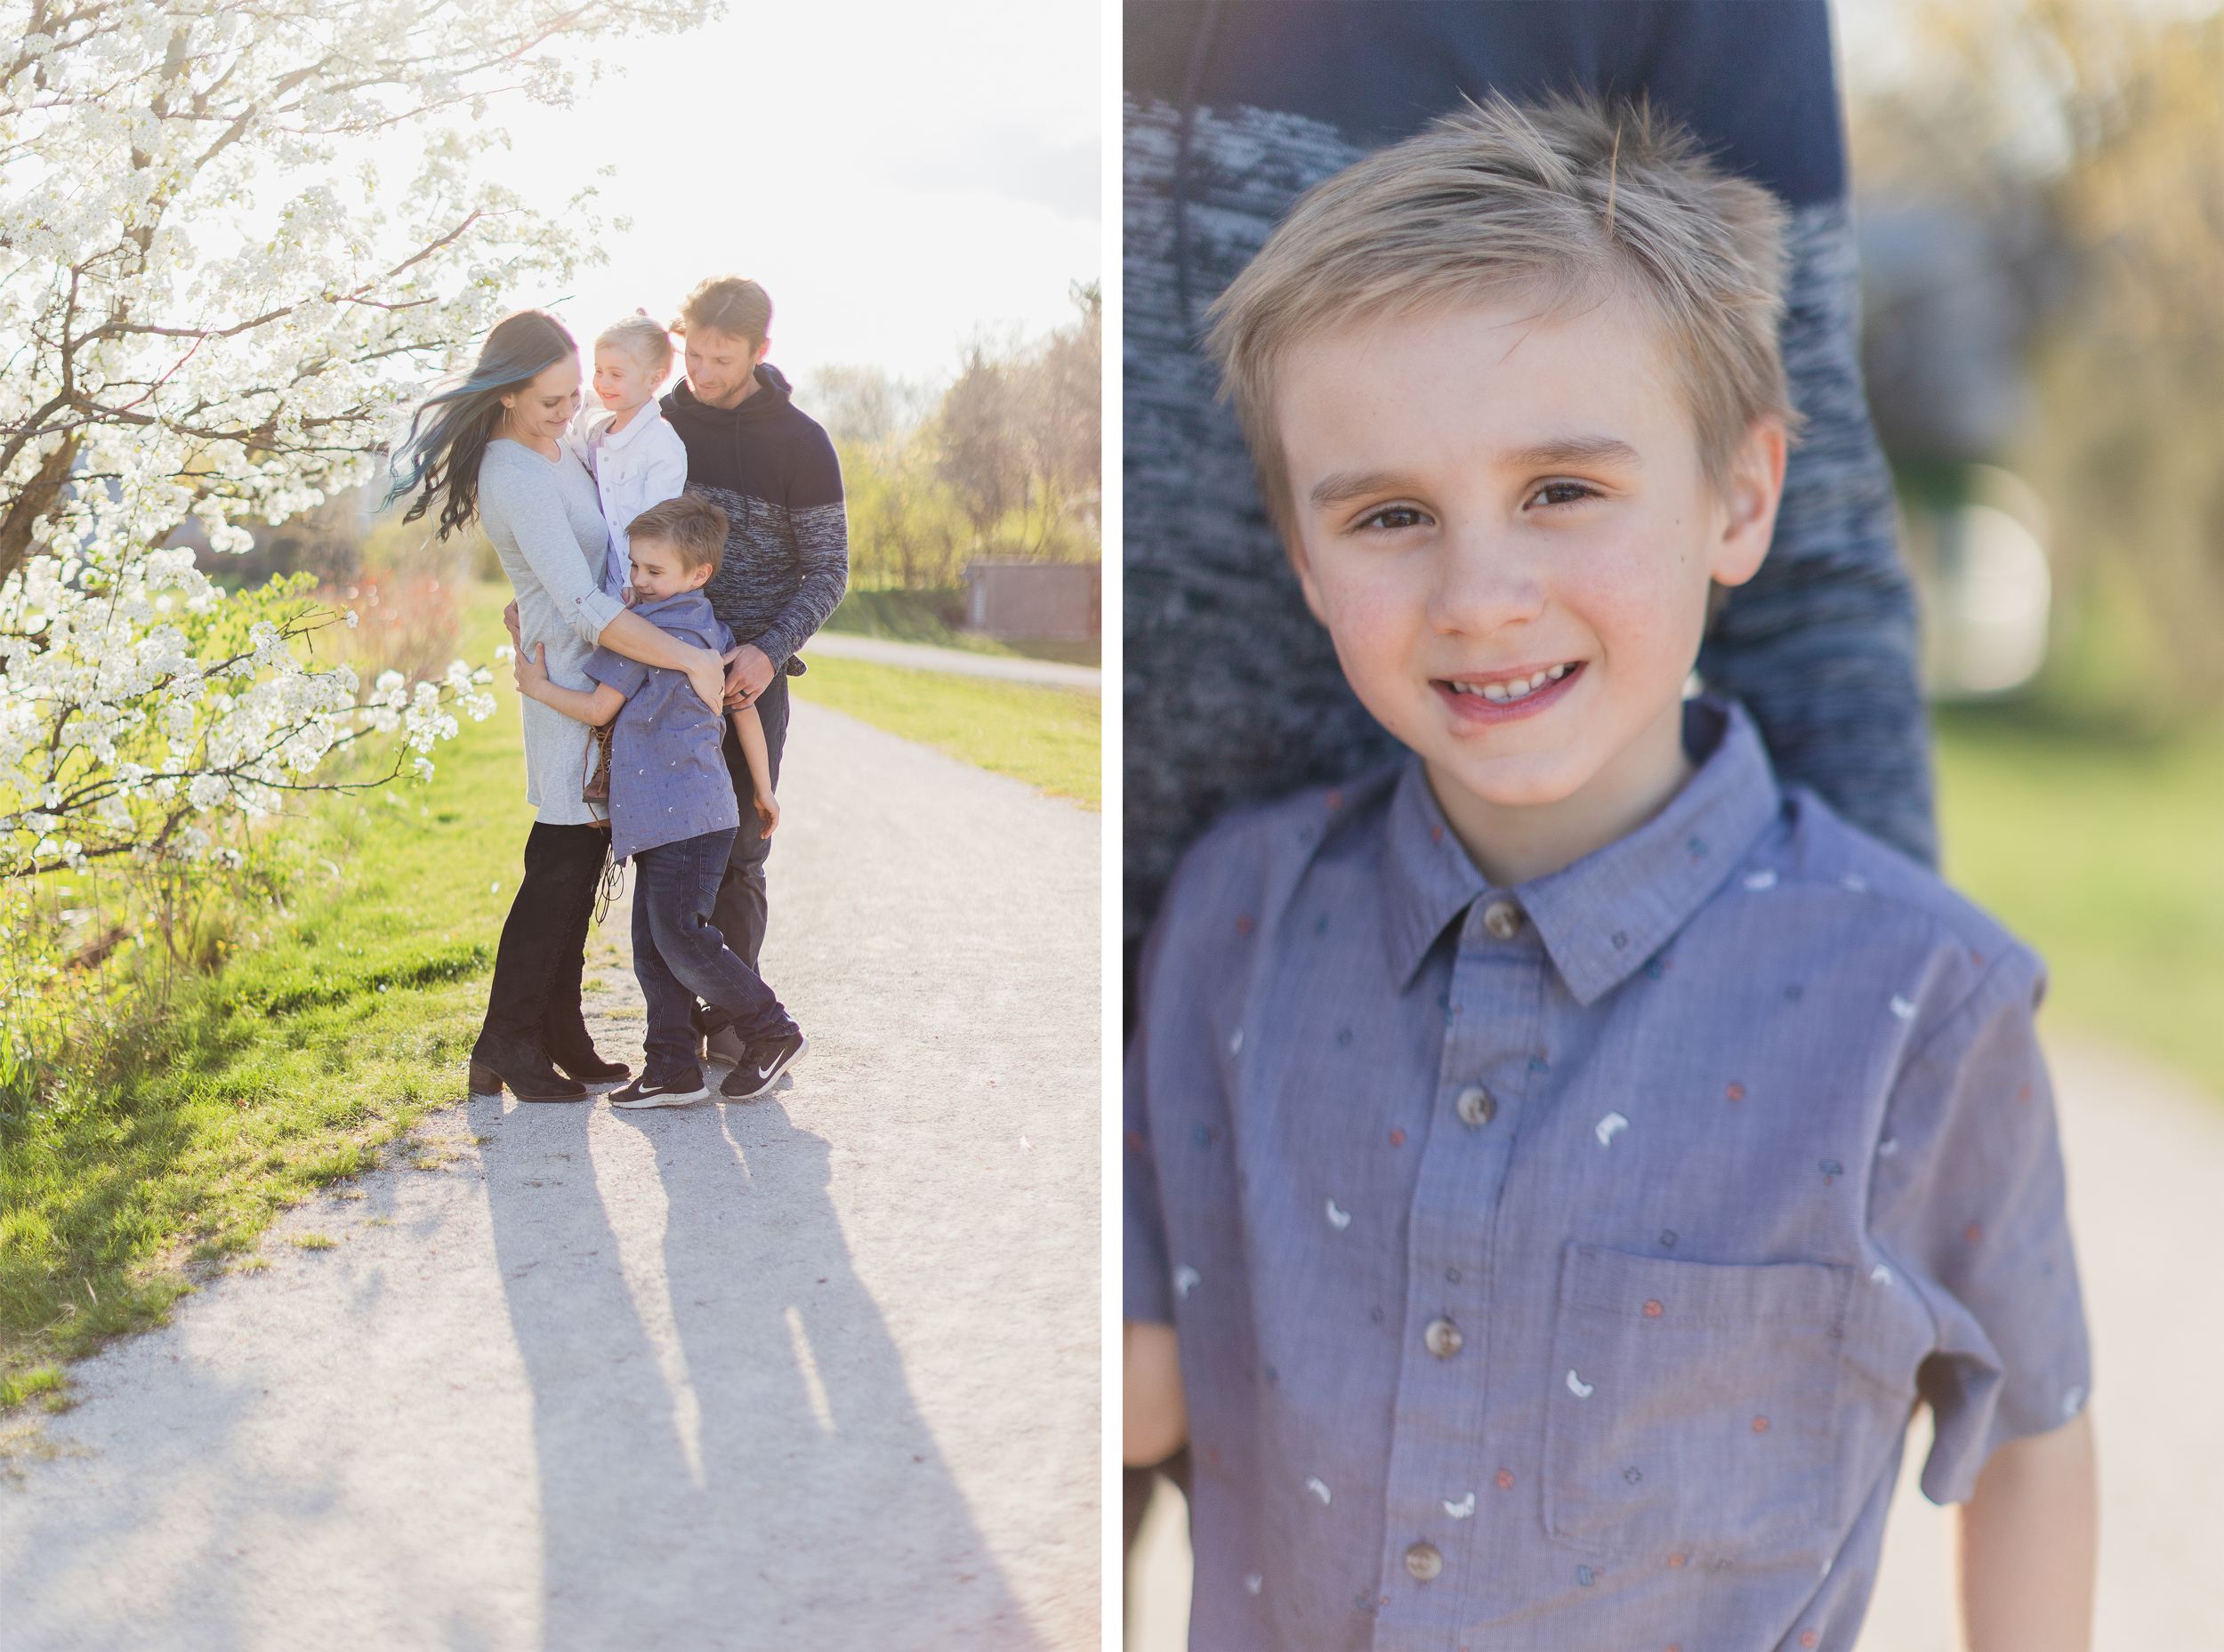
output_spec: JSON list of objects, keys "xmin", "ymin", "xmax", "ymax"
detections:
[{"xmin": 1124, "ymin": 700, "xmax": 2088, "ymax": 1650}]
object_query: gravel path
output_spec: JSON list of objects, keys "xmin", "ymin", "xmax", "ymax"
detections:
[
  {"xmin": 803, "ymin": 632, "xmax": 1102, "ymax": 690},
  {"xmin": 1, "ymin": 700, "xmax": 1100, "ymax": 1652},
  {"xmin": 1126, "ymin": 1033, "xmax": 2224, "ymax": 1650}
]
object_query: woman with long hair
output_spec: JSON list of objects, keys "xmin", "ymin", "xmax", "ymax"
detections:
[{"xmin": 388, "ymin": 309, "xmax": 730, "ymax": 1101}]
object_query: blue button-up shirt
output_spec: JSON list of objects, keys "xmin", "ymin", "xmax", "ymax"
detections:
[
  {"xmin": 1125, "ymin": 699, "xmax": 2089, "ymax": 1651},
  {"xmin": 583, "ymin": 591, "xmax": 737, "ymax": 864}
]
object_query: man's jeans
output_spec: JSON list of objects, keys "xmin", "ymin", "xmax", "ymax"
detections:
[
  {"xmin": 699, "ymin": 671, "xmax": 788, "ymax": 1035},
  {"xmin": 633, "ymin": 827, "xmax": 794, "ymax": 1081}
]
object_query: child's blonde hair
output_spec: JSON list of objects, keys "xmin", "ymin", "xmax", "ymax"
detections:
[
  {"xmin": 1206, "ymin": 93, "xmax": 1801, "ymax": 531},
  {"xmin": 596, "ymin": 311, "xmax": 675, "ymax": 375}
]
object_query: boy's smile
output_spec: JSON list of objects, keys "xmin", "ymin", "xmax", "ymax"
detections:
[{"xmin": 1277, "ymin": 295, "xmax": 1785, "ymax": 884}]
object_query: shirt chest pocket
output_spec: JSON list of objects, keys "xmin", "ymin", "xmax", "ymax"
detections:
[{"xmin": 1543, "ymin": 1245, "xmax": 1853, "ymax": 1560}]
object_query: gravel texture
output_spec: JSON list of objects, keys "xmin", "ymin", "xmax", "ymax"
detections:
[{"xmin": 1, "ymin": 700, "xmax": 1101, "ymax": 1652}]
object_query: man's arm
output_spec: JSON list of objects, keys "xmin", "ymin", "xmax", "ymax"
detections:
[
  {"xmin": 749, "ymin": 426, "xmax": 850, "ymax": 676},
  {"xmin": 1124, "ymin": 1320, "xmax": 1187, "ymax": 1467},
  {"xmin": 1958, "ymin": 1410, "xmax": 2097, "ymax": 1651}
]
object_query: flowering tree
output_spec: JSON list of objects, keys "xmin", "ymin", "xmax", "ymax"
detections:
[{"xmin": 0, "ymin": 0, "xmax": 702, "ymax": 874}]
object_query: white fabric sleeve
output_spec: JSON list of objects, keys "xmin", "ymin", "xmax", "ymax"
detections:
[{"xmin": 644, "ymin": 421, "xmax": 690, "ymax": 510}]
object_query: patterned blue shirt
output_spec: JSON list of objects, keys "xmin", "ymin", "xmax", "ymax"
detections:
[
  {"xmin": 1124, "ymin": 699, "xmax": 2089, "ymax": 1652},
  {"xmin": 582, "ymin": 591, "xmax": 737, "ymax": 863}
]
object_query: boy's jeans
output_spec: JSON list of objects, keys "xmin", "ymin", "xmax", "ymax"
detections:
[{"xmin": 632, "ymin": 827, "xmax": 794, "ymax": 1082}]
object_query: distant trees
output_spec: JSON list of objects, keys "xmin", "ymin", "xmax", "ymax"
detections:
[
  {"xmin": 805, "ymin": 282, "xmax": 1100, "ymax": 592},
  {"xmin": 1849, "ymin": 0, "xmax": 2224, "ymax": 715}
]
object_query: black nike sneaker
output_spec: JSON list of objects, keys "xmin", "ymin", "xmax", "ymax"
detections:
[
  {"xmin": 609, "ymin": 1069, "xmax": 711, "ymax": 1109},
  {"xmin": 720, "ymin": 1031, "xmax": 808, "ymax": 1100}
]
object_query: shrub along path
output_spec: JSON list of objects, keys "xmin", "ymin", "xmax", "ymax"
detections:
[{"xmin": 0, "ymin": 699, "xmax": 1100, "ymax": 1651}]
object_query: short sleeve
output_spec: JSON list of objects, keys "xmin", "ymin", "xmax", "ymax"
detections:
[
  {"xmin": 1124, "ymin": 824, "xmax": 1258, "ymax": 1327},
  {"xmin": 1868, "ymin": 952, "xmax": 2091, "ymax": 1503},
  {"xmin": 583, "ymin": 645, "xmax": 650, "ymax": 701},
  {"xmin": 1124, "ymin": 971, "xmax": 1176, "ymax": 1326}
]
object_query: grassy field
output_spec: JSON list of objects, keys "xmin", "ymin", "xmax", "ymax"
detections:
[
  {"xmin": 793, "ymin": 654, "xmax": 1101, "ymax": 810},
  {"xmin": 1, "ymin": 583, "xmax": 1102, "ymax": 1407},
  {"xmin": 1934, "ymin": 705, "xmax": 2224, "ymax": 1097}
]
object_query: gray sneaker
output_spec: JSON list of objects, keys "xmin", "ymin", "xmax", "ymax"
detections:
[
  {"xmin": 610, "ymin": 1071, "xmax": 710, "ymax": 1109},
  {"xmin": 703, "ymin": 1027, "xmax": 748, "ymax": 1067}
]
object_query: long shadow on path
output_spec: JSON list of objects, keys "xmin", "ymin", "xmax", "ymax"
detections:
[{"xmin": 479, "ymin": 1081, "xmax": 1039, "ymax": 1651}]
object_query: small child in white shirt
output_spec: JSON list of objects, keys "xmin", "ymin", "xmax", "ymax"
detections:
[{"xmin": 579, "ymin": 312, "xmax": 690, "ymax": 607}]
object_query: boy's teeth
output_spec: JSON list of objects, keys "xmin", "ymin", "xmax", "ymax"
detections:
[{"xmin": 1456, "ymin": 665, "xmax": 1572, "ymax": 701}]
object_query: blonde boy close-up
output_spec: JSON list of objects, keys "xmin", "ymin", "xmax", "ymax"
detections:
[{"xmin": 1124, "ymin": 95, "xmax": 2095, "ymax": 1652}]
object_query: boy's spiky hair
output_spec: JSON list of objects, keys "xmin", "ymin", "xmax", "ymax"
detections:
[
  {"xmin": 628, "ymin": 495, "xmax": 729, "ymax": 577},
  {"xmin": 1206, "ymin": 93, "xmax": 1801, "ymax": 532}
]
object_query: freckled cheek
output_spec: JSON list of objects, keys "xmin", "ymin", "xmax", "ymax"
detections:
[
  {"xmin": 1310, "ymin": 564, "xmax": 1430, "ymax": 678},
  {"xmin": 1566, "ymin": 544, "xmax": 1706, "ymax": 670}
]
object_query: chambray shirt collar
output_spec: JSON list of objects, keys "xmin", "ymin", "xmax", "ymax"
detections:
[{"xmin": 1379, "ymin": 697, "xmax": 1782, "ymax": 1003}]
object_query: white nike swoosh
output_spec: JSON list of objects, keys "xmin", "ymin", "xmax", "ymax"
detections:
[{"xmin": 755, "ymin": 1063, "xmax": 776, "ymax": 1079}]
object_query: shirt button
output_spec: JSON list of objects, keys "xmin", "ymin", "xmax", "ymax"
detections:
[
  {"xmin": 1455, "ymin": 1085, "xmax": 1497, "ymax": 1128},
  {"xmin": 1480, "ymin": 899, "xmax": 1524, "ymax": 940},
  {"xmin": 1403, "ymin": 1542, "xmax": 1443, "ymax": 1582},
  {"xmin": 1424, "ymin": 1318, "xmax": 1463, "ymax": 1358}
]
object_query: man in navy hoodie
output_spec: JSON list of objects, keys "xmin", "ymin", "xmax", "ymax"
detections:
[{"xmin": 661, "ymin": 276, "xmax": 847, "ymax": 1061}]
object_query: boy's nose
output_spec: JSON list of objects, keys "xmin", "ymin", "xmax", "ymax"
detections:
[{"xmin": 1425, "ymin": 531, "xmax": 1545, "ymax": 636}]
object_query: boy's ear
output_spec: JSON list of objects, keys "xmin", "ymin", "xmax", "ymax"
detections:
[{"xmin": 1709, "ymin": 416, "xmax": 1789, "ymax": 590}]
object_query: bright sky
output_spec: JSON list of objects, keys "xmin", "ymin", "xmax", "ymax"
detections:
[{"xmin": 475, "ymin": 0, "xmax": 1101, "ymax": 391}]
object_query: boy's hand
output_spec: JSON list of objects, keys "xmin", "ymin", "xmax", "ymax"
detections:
[
  {"xmin": 514, "ymin": 641, "xmax": 552, "ymax": 701},
  {"xmin": 753, "ymin": 790, "xmax": 780, "ymax": 838}
]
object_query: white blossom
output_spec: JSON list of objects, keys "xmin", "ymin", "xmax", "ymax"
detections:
[{"xmin": 0, "ymin": 0, "xmax": 705, "ymax": 877}]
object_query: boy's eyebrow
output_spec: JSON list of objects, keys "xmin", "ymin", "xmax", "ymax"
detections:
[
  {"xmin": 1306, "ymin": 437, "xmax": 1643, "ymax": 511},
  {"xmin": 1307, "ymin": 469, "xmax": 1422, "ymax": 509},
  {"xmin": 1503, "ymin": 435, "xmax": 1642, "ymax": 471}
]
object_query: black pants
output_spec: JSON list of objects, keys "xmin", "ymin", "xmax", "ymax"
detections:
[
  {"xmin": 699, "ymin": 673, "xmax": 788, "ymax": 1033},
  {"xmin": 478, "ymin": 820, "xmax": 608, "ymax": 1055}
]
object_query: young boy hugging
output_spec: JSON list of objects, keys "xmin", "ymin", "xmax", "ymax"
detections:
[
  {"xmin": 516, "ymin": 495, "xmax": 806, "ymax": 1108},
  {"xmin": 1124, "ymin": 97, "xmax": 2095, "ymax": 1651},
  {"xmin": 580, "ymin": 312, "xmax": 689, "ymax": 607}
]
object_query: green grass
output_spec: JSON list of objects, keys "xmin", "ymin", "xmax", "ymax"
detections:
[
  {"xmin": 793, "ymin": 654, "xmax": 1101, "ymax": 809},
  {"xmin": 1934, "ymin": 705, "xmax": 2224, "ymax": 1095},
  {"xmin": 0, "ymin": 584, "xmax": 532, "ymax": 1390}
]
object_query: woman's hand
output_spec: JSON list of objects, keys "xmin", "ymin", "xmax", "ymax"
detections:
[
  {"xmin": 514, "ymin": 641, "xmax": 552, "ymax": 704},
  {"xmin": 503, "ymin": 600, "xmax": 522, "ymax": 650},
  {"xmin": 685, "ymin": 647, "xmax": 728, "ymax": 715},
  {"xmin": 753, "ymin": 790, "xmax": 781, "ymax": 839}
]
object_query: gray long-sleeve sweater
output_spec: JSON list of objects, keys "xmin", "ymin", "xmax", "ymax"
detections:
[{"xmin": 478, "ymin": 439, "xmax": 623, "ymax": 826}]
